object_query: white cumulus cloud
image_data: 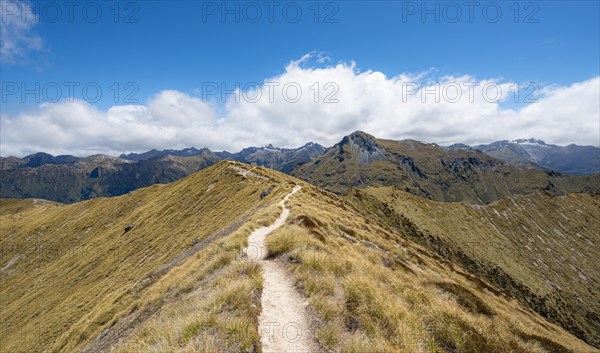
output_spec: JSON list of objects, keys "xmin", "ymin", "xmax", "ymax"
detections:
[{"xmin": 1, "ymin": 53, "xmax": 599, "ymax": 157}]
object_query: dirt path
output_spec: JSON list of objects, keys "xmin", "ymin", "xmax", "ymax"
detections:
[{"xmin": 245, "ymin": 186, "xmax": 314, "ymax": 353}]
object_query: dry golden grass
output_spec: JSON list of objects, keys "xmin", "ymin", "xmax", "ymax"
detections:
[
  {"xmin": 0, "ymin": 161, "xmax": 290, "ymax": 353},
  {"xmin": 265, "ymin": 185, "xmax": 598, "ymax": 353},
  {"xmin": 105, "ymin": 198, "xmax": 286, "ymax": 353},
  {"xmin": 109, "ymin": 226, "xmax": 264, "ymax": 353},
  {"xmin": 350, "ymin": 186, "xmax": 600, "ymax": 347},
  {"xmin": 2, "ymin": 162, "xmax": 598, "ymax": 353},
  {"xmin": 0, "ymin": 198, "xmax": 60, "ymax": 216}
]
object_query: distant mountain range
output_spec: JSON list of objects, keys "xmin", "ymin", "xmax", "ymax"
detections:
[
  {"xmin": 0, "ymin": 143, "xmax": 325, "ymax": 203},
  {"xmin": 119, "ymin": 143, "xmax": 326, "ymax": 172},
  {"xmin": 119, "ymin": 147, "xmax": 213, "ymax": 161},
  {"xmin": 1, "ymin": 134, "xmax": 597, "ymax": 203},
  {"xmin": 0, "ymin": 152, "xmax": 221, "ymax": 203},
  {"xmin": 448, "ymin": 138, "xmax": 600, "ymax": 175},
  {"xmin": 214, "ymin": 142, "xmax": 326, "ymax": 173}
]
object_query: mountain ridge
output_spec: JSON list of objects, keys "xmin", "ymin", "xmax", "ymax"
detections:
[
  {"xmin": 0, "ymin": 143, "xmax": 324, "ymax": 203},
  {"xmin": 2, "ymin": 161, "xmax": 598, "ymax": 352},
  {"xmin": 2, "ymin": 132, "xmax": 598, "ymax": 203},
  {"xmin": 291, "ymin": 131, "xmax": 600, "ymax": 203}
]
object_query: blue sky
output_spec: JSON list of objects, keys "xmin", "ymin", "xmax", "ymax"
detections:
[{"xmin": 1, "ymin": 1, "xmax": 599, "ymax": 155}]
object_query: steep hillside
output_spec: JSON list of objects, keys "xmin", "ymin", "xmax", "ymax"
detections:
[
  {"xmin": 0, "ymin": 153, "xmax": 220, "ymax": 203},
  {"xmin": 347, "ymin": 187, "xmax": 600, "ymax": 347},
  {"xmin": 291, "ymin": 131, "xmax": 600, "ymax": 203},
  {"xmin": 2, "ymin": 162, "xmax": 597, "ymax": 353},
  {"xmin": 259, "ymin": 183, "xmax": 596, "ymax": 352},
  {"xmin": 0, "ymin": 198, "xmax": 59, "ymax": 216},
  {"xmin": 0, "ymin": 161, "xmax": 290, "ymax": 353}
]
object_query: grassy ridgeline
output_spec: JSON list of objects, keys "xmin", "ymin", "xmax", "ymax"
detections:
[
  {"xmin": 0, "ymin": 161, "xmax": 290, "ymax": 353},
  {"xmin": 265, "ymin": 185, "xmax": 597, "ymax": 352},
  {"xmin": 1, "ymin": 161, "xmax": 598, "ymax": 353}
]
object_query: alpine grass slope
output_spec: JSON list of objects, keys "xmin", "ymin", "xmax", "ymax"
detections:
[{"xmin": 0, "ymin": 161, "xmax": 598, "ymax": 352}]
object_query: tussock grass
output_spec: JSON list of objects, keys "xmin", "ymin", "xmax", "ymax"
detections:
[
  {"xmin": 2, "ymin": 162, "xmax": 597, "ymax": 353},
  {"xmin": 264, "ymin": 185, "xmax": 596, "ymax": 353},
  {"xmin": 0, "ymin": 161, "xmax": 290, "ymax": 353},
  {"xmin": 253, "ymin": 203, "xmax": 283, "ymax": 227},
  {"xmin": 352, "ymin": 186, "xmax": 600, "ymax": 347},
  {"xmin": 110, "ymin": 213, "xmax": 267, "ymax": 352},
  {"xmin": 266, "ymin": 227, "xmax": 299, "ymax": 257}
]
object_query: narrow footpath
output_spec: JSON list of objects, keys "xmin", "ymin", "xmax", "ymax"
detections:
[{"xmin": 246, "ymin": 186, "xmax": 313, "ymax": 353}]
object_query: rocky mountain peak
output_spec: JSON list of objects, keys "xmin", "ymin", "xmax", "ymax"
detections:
[{"xmin": 340, "ymin": 131, "xmax": 380, "ymax": 153}]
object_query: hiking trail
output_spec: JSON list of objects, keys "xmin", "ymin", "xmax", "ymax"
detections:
[{"xmin": 246, "ymin": 185, "xmax": 313, "ymax": 353}]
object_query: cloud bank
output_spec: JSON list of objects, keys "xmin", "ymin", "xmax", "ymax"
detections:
[{"xmin": 2, "ymin": 54, "xmax": 599, "ymax": 156}]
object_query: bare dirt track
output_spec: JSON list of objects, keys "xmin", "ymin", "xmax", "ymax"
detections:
[{"xmin": 245, "ymin": 186, "xmax": 314, "ymax": 353}]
